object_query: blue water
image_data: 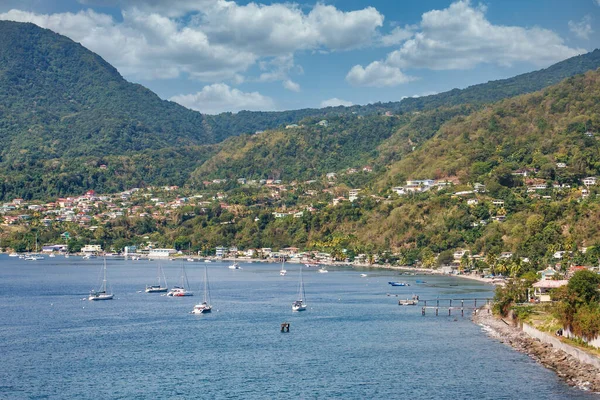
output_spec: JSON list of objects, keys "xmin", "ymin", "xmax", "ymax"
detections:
[{"xmin": 0, "ymin": 256, "xmax": 596, "ymax": 399}]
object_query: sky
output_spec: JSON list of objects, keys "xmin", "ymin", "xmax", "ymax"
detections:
[{"xmin": 0, "ymin": 0, "xmax": 598, "ymax": 114}]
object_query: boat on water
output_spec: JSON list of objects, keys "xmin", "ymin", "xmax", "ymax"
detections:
[
  {"xmin": 398, "ymin": 299, "xmax": 419, "ymax": 306},
  {"xmin": 187, "ymin": 258, "xmax": 195, "ymax": 262},
  {"xmin": 360, "ymin": 273, "xmax": 367, "ymax": 277},
  {"xmin": 318, "ymin": 267, "xmax": 328, "ymax": 273},
  {"xmin": 415, "ymin": 280, "xmax": 427, "ymax": 284},
  {"xmin": 204, "ymin": 259, "xmax": 212, "ymax": 263},
  {"xmin": 192, "ymin": 265, "xmax": 212, "ymax": 314},
  {"xmin": 145, "ymin": 263, "xmax": 168, "ymax": 293},
  {"xmin": 305, "ymin": 262, "xmax": 319, "ymax": 268},
  {"xmin": 89, "ymin": 258, "xmax": 114, "ymax": 301},
  {"xmin": 292, "ymin": 266, "xmax": 307, "ymax": 312},
  {"xmin": 8, "ymin": 253, "xmax": 18, "ymax": 257},
  {"xmin": 83, "ymin": 254, "xmax": 97, "ymax": 260},
  {"xmin": 64, "ymin": 253, "xmax": 70, "ymax": 258},
  {"xmin": 24, "ymin": 255, "xmax": 44, "ymax": 261},
  {"xmin": 228, "ymin": 260, "xmax": 240, "ymax": 269},
  {"xmin": 280, "ymin": 258, "xmax": 287, "ymax": 276},
  {"xmin": 48, "ymin": 253, "xmax": 56, "ymax": 258},
  {"xmin": 167, "ymin": 264, "xmax": 193, "ymax": 297},
  {"xmin": 399, "ymin": 295, "xmax": 419, "ymax": 306},
  {"xmin": 388, "ymin": 281, "xmax": 410, "ymax": 287}
]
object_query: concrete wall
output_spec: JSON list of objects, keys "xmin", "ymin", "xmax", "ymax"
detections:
[{"xmin": 522, "ymin": 323, "xmax": 600, "ymax": 370}]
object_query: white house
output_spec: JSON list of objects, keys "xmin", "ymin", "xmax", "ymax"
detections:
[
  {"xmin": 81, "ymin": 244, "xmax": 102, "ymax": 254},
  {"xmin": 149, "ymin": 248, "xmax": 176, "ymax": 258},
  {"xmin": 349, "ymin": 189, "xmax": 360, "ymax": 202},
  {"xmin": 583, "ymin": 177, "xmax": 597, "ymax": 187}
]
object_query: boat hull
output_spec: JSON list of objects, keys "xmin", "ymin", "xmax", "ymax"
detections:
[
  {"xmin": 145, "ymin": 287, "xmax": 168, "ymax": 293},
  {"xmin": 192, "ymin": 306, "xmax": 212, "ymax": 314},
  {"xmin": 89, "ymin": 294, "xmax": 114, "ymax": 301}
]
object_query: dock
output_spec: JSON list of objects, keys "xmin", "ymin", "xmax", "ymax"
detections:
[{"xmin": 418, "ymin": 298, "xmax": 492, "ymax": 316}]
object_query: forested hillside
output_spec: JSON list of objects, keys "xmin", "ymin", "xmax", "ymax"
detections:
[{"xmin": 1, "ymin": 20, "xmax": 600, "ymax": 200}]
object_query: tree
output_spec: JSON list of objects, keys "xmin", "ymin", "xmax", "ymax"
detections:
[
  {"xmin": 437, "ymin": 250, "xmax": 454, "ymax": 266},
  {"xmin": 567, "ymin": 270, "xmax": 600, "ymax": 304}
]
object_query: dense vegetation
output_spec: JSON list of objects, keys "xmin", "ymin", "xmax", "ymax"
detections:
[{"xmin": 1, "ymin": 21, "xmax": 600, "ymax": 200}]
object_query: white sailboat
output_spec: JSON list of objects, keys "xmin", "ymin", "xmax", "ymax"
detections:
[
  {"xmin": 280, "ymin": 258, "xmax": 287, "ymax": 276},
  {"xmin": 192, "ymin": 265, "xmax": 212, "ymax": 314},
  {"xmin": 89, "ymin": 258, "xmax": 114, "ymax": 300},
  {"xmin": 167, "ymin": 263, "xmax": 193, "ymax": 297},
  {"xmin": 292, "ymin": 266, "xmax": 307, "ymax": 312},
  {"xmin": 228, "ymin": 255, "xmax": 240, "ymax": 269},
  {"xmin": 145, "ymin": 263, "xmax": 168, "ymax": 293}
]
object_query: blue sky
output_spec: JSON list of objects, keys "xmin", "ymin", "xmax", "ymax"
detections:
[{"xmin": 0, "ymin": 0, "xmax": 598, "ymax": 114}]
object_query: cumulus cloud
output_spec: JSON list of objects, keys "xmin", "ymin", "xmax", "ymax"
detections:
[
  {"xmin": 569, "ymin": 16, "xmax": 593, "ymax": 39},
  {"xmin": 346, "ymin": 61, "xmax": 415, "ymax": 87},
  {"xmin": 379, "ymin": 26, "xmax": 415, "ymax": 47},
  {"xmin": 320, "ymin": 98, "xmax": 353, "ymax": 108},
  {"xmin": 283, "ymin": 80, "xmax": 301, "ymax": 92},
  {"xmin": 348, "ymin": 0, "xmax": 584, "ymax": 87},
  {"xmin": 170, "ymin": 83, "xmax": 275, "ymax": 114},
  {"xmin": 1, "ymin": 1, "xmax": 384, "ymax": 82}
]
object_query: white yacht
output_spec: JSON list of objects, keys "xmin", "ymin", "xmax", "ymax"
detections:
[
  {"xmin": 166, "ymin": 263, "xmax": 193, "ymax": 297},
  {"xmin": 145, "ymin": 263, "xmax": 168, "ymax": 293},
  {"xmin": 192, "ymin": 266, "xmax": 212, "ymax": 314},
  {"xmin": 89, "ymin": 258, "xmax": 114, "ymax": 301},
  {"xmin": 292, "ymin": 266, "xmax": 307, "ymax": 312}
]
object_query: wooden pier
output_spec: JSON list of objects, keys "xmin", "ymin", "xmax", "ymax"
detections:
[{"xmin": 418, "ymin": 298, "xmax": 492, "ymax": 317}]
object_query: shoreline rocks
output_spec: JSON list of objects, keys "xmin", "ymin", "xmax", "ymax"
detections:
[{"xmin": 472, "ymin": 306, "xmax": 600, "ymax": 393}]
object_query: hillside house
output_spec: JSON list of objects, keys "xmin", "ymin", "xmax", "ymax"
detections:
[{"xmin": 583, "ymin": 177, "xmax": 597, "ymax": 186}]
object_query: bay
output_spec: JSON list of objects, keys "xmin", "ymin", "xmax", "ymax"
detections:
[{"xmin": 0, "ymin": 255, "xmax": 595, "ymax": 399}]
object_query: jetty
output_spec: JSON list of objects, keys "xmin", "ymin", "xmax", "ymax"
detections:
[{"xmin": 419, "ymin": 298, "xmax": 492, "ymax": 317}]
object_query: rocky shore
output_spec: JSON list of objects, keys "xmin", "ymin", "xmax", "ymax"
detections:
[{"xmin": 472, "ymin": 306, "xmax": 600, "ymax": 393}]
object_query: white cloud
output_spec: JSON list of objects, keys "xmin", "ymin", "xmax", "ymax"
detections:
[
  {"xmin": 379, "ymin": 26, "xmax": 414, "ymax": 47},
  {"xmin": 170, "ymin": 83, "xmax": 275, "ymax": 114},
  {"xmin": 569, "ymin": 16, "xmax": 593, "ymax": 39},
  {"xmin": 348, "ymin": 0, "xmax": 584, "ymax": 87},
  {"xmin": 0, "ymin": 1, "xmax": 384, "ymax": 82},
  {"xmin": 283, "ymin": 80, "xmax": 301, "ymax": 92},
  {"xmin": 346, "ymin": 61, "xmax": 415, "ymax": 87},
  {"xmin": 321, "ymin": 98, "xmax": 353, "ymax": 108}
]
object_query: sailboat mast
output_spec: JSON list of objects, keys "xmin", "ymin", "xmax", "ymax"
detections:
[
  {"xmin": 204, "ymin": 265, "xmax": 208, "ymax": 303},
  {"xmin": 102, "ymin": 258, "xmax": 107, "ymax": 292}
]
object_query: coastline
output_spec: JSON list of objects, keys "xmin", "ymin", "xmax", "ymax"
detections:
[{"xmin": 472, "ymin": 305, "xmax": 600, "ymax": 393}]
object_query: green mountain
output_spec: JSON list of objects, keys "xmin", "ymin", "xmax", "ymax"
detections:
[
  {"xmin": 380, "ymin": 69, "xmax": 600, "ymax": 188},
  {"xmin": 1, "ymin": 20, "xmax": 600, "ymax": 200}
]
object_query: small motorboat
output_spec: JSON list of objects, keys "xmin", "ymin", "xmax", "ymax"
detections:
[
  {"xmin": 398, "ymin": 299, "xmax": 419, "ymax": 306},
  {"xmin": 388, "ymin": 281, "xmax": 410, "ymax": 287},
  {"xmin": 360, "ymin": 274, "xmax": 367, "ymax": 277}
]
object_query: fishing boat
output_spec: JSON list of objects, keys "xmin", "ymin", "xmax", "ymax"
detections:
[
  {"xmin": 192, "ymin": 265, "xmax": 212, "ymax": 314},
  {"xmin": 280, "ymin": 258, "xmax": 287, "ymax": 276},
  {"xmin": 292, "ymin": 266, "xmax": 307, "ymax": 312},
  {"xmin": 89, "ymin": 258, "xmax": 114, "ymax": 300},
  {"xmin": 145, "ymin": 263, "xmax": 168, "ymax": 293},
  {"xmin": 166, "ymin": 264, "xmax": 193, "ymax": 297},
  {"xmin": 388, "ymin": 281, "xmax": 410, "ymax": 287}
]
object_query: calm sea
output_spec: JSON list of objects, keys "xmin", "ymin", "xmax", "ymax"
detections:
[{"xmin": 0, "ymin": 255, "xmax": 596, "ymax": 399}]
